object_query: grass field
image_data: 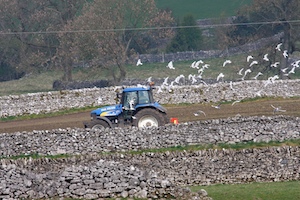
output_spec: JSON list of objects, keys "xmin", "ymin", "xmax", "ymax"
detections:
[
  {"xmin": 191, "ymin": 181, "xmax": 300, "ymax": 200},
  {"xmin": 155, "ymin": 0, "xmax": 253, "ymax": 20},
  {"xmin": 1, "ymin": 51, "xmax": 299, "ymax": 96}
]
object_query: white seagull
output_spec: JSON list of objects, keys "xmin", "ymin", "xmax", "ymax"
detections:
[
  {"xmin": 237, "ymin": 68, "xmax": 244, "ymax": 76},
  {"xmin": 202, "ymin": 64, "xmax": 210, "ymax": 69},
  {"xmin": 195, "ymin": 60, "xmax": 204, "ymax": 68},
  {"xmin": 188, "ymin": 74, "xmax": 197, "ymax": 84},
  {"xmin": 216, "ymin": 72, "xmax": 224, "ymax": 82},
  {"xmin": 223, "ymin": 60, "xmax": 232, "ymax": 67},
  {"xmin": 193, "ymin": 110, "xmax": 206, "ymax": 117},
  {"xmin": 291, "ymin": 60, "xmax": 300, "ymax": 68},
  {"xmin": 162, "ymin": 77, "xmax": 169, "ymax": 86},
  {"xmin": 136, "ymin": 59, "xmax": 143, "ymax": 66},
  {"xmin": 263, "ymin": 54, "xmax": 269, "ymax": 62},
  {"xmin": 190, "ymin": 61, "xmax": 196, "ymax": 69},
  {"xmin": 211, "ymin": 103, "xmax": 221, "ymax": 109},
  {"xmin": 268, "ymin": 75, "xmax": 279, "ymax": 83},
  {"xmin": 247, "ymin": 55, "xmax": 254, "ymax": 62},
  {"xmin": 275, "ymin": 43, "xmax": 282, "ymax": 51},
  {"xmin": 281, "ymin": 67, "xmax": 289, "ymax": 73},
  {"xmin": 166, "ymin": 61, "xmax": 175, "ymax": 69},
  {"xmin": 174, "ymin": 74, "xmax": 185, "ymax": 84},
  {"xmin": 252, "ymin": 72, "xmax": 263, "ymax": 80},
  {"xmin": 231, "ymin": 100, "xmax": 241, "ymax": 106},
  {"xmin": 287, "ymin": 66, "xmax": 296, "ymax": 75},
  {"xmin": 249, "ymin": 60, "xmax": 258, "ymax": 67},
  {"xmin": 271, "ymin": 62, "xmax": 280, "ymax": 68},
  {"xmin": 241, "ymin": 68, "xmax": 251, "ymax": 80},
  {"xmin": 271, "ymin": 105, "xmax": 286, "ymax": 114},
  {"xmin": 283, "ymin": 50, "xmax": 288, "ymax": 58}
]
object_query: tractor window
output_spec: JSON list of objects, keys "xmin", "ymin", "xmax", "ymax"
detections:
[
  {"xmin": 123, "ymin": 91, "xmax": 137, "ymax": 110},
  {"xmin": 138, "ymin": 91, "xmax": 150, "ymax": 104}
]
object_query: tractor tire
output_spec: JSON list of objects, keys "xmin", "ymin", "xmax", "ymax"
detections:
[
  {"xmin": 133, "ymin": 108, "xmax": 166, "ymax": 128},
  {"xmin": 90, "ymin": 120, "xmax": 110, "ymax": 130}
]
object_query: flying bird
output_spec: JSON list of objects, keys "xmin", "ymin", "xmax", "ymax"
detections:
[
  {"xmin": 231, "ymin": 100, "xmax": 241, "ymax": 106},
  {"xmin": 291, "ymin": 60, "xmax": 300, "ymax": 68},
  {"xmin": 247, "ymin": 55, "xmax": 254, "ymax": 62},
  {"xmin": 223, "ymin": 60, "xmax": 232, "ymax": 67},
  {"xmin": 136, "ymin": 59, "xmax": 143, "ymax": 66},
  {"xmin": 275, "ymin": 43, "xmax": 282, "ymax": 51},
  {"xmin": 194, "ymin": 60, "xmax": 204, "ymax": 69},
  {"xmin": 211, "ymin": 103, "xmax": 221, "ymax": 109},
  {"xmin": 268, "ymin": 75, "xmax": 279, "ymax": 83},
  {"xmin": 237, "ymin": 68, "xmax": 244, "ymax": 76},
  {"xmin": 249, "ymin": 60, "xmax": 258, "ymax": 67},
  {"xmin": 283, "ymin": 50, "xmax": 288, "ymax": 58},
  {"xmin": 190, "ymin": 61, "xmax": 196, "ymax": 69},
  {"xmin": 216, "ymin": 72, "xmax": 224, "ymax": 82},
  {"xmin": 287, "ymin": 66, "xmax": 296, "ymax": 75},
  {"xmin": 188, "ymin": 74, "xmax": 197, "ymax": 84},
  {"xmin": 241, "ymin": 68, "xmax": 252, "ymax": 80},
  {"xmin": 166, "ymin": 61, "xmax": 175, "ymax": 69},
  {"xmin": 193, "ymin": 110, "xmax": 206, "ymax": 117},
  {"xmin": 271, "ymin": 105, "xmax": 286, "ymax": 114},
  {"xmin": 281, "ymin": 67, "xmax": 289, "ymax": 73},
  {"xmin": 263, "ymin": 54, "xmax": 269, "ymax": 62},
  {"xmin": 162, "ymin": 77, "xmax": 169, "ymax": 86},
  {"xmin": 202, "ymin": 64, "xmax": 210, "ymax": 69},
  {"xmin": 174, "ymin": 74, "xmax": 185, "ymax": 84},
  {"xmin": 271, "ymin": 62, "xmax": 280, "ymax": 68},
  {"xmin": 252, "ymin": 72, "xmax": 263, "ymax": 80}
]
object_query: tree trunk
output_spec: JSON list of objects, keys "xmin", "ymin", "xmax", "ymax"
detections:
[
  {"xmin": 280, "ymin": 22, "xmax": 291, "ymax": 79},
  {"xmin": 62, "ymin": 56, "xmax": 73, "ymax": 82}
]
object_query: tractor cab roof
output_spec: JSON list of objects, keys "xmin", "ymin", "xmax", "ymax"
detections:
[{"xmin": 122, "ymin": 86, "xmax": 151, "ymax": 92}]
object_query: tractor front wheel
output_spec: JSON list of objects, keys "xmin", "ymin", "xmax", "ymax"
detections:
[
  {"xmin": 133, "ymin": 108, "xmax": 166, "ymax": 128},
  {"xmin": 89, "ymin": 120, "xmax": 110, "ymax": 130}
]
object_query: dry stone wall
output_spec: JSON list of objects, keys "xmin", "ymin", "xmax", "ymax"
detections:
[
  {"xmin": 0, "ymin": 145, "xmax": 299, "ymax": 199},
  {"xmin": 0, "ymin": 115, "xmax": 300, "ymax": 199},
  {"xmin": 1, "ymin": 79, "xmax": 300, "ymax": 118},
  {"xmin": 0, "ymin": 116, "xmax": 299, "ymax": 157},
  {"xmin": 1, "ymin": 79, "xmax": 300, "ymax": 199}
]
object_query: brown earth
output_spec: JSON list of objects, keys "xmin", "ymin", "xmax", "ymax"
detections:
[{"xmin": 1, "ymin": 98, "xmax": 300, "ymax": 134}]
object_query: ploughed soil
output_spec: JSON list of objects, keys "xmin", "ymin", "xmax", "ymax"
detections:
[{"xmin": 1, "ymin": 98, "xmax": 300, "ymax": 134}]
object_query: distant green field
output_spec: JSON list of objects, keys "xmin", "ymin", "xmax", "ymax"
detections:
[{"xmin": 155, "ymin": 0, "xmax": 253, "ymax": 20}]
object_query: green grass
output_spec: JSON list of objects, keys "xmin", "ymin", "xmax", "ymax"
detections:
[
  {"xmin": 155, "ymin": 0, "xmax": 253, "ymax": 20},
  {"xmin": 1, "ymin": 51, "xmax": 299, "ymax": 96},
  {"xmin": 191, "ymin": 181, "xmax": 300, "ymax": 200}
]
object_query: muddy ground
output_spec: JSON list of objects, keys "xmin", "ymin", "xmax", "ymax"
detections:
[{"xmin": 1, "ymin": 98, "xmax": 300, "ymax": 133}]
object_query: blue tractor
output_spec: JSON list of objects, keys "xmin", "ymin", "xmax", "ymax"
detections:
[{"xmin": 84, "ymin": 83, "xmax": 169, "ymax": 129}]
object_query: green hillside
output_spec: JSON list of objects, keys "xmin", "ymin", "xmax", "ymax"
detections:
[{"xmin": 155, "ymin": 0, "xmax": 252, "ymax": 20}]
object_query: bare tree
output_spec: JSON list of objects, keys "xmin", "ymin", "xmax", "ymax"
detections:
[
  {"xmin": 61, "ymin": 0, "xmax": 175, "ymax": 84},
  {"xmin": 219, "ymin": 0, "xmax": 300, "ymax": 77},
  {"xmin": 0, "ymin": 0, "xmax": 86, "ymax": 81}
]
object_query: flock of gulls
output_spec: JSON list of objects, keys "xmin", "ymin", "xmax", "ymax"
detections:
[{"xmin": 136, "ymin": 42, "xmax": 299, "ymax": 117}]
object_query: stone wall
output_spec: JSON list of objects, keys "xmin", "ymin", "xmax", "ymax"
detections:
[
  {"xmin": 0, "ymin": 115, "xmax": 299, "ymax": 199},
  {"xmin": 1, "ymin": 79, "xmax": 300, "ymax": 199},
  {"xmin": 0, "ymin": 116, "xmax": 299, "ymax": 157},
  {"xmin": 1, "ymin": 79, "xmax": 300, "ymax": 118}
]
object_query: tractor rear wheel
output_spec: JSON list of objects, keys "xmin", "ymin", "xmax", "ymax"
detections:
[
  {"xmin": 90, "ymin": 120, "xmax": 110, "ymax": 130},
  {"xmin": 133, "ymin": 108, "xmax": 166, "ymax": 128}
]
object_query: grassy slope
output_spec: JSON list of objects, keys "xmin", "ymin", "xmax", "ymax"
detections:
[
  {"xmin": 155, "ymin": 0, "xmax": 252, "ymax": 20},
  {"xmin": 191, "ymin": 181, "xmax": 300, "ymax": 200},
  {"xmin": 1, "ymin": 52, "xmax": 300, "ymax": 96}
]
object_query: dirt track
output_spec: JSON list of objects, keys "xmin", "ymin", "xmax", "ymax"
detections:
[{"xmin": 1, "ymin": 98, "xmax": 300, "ymax": 133}]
